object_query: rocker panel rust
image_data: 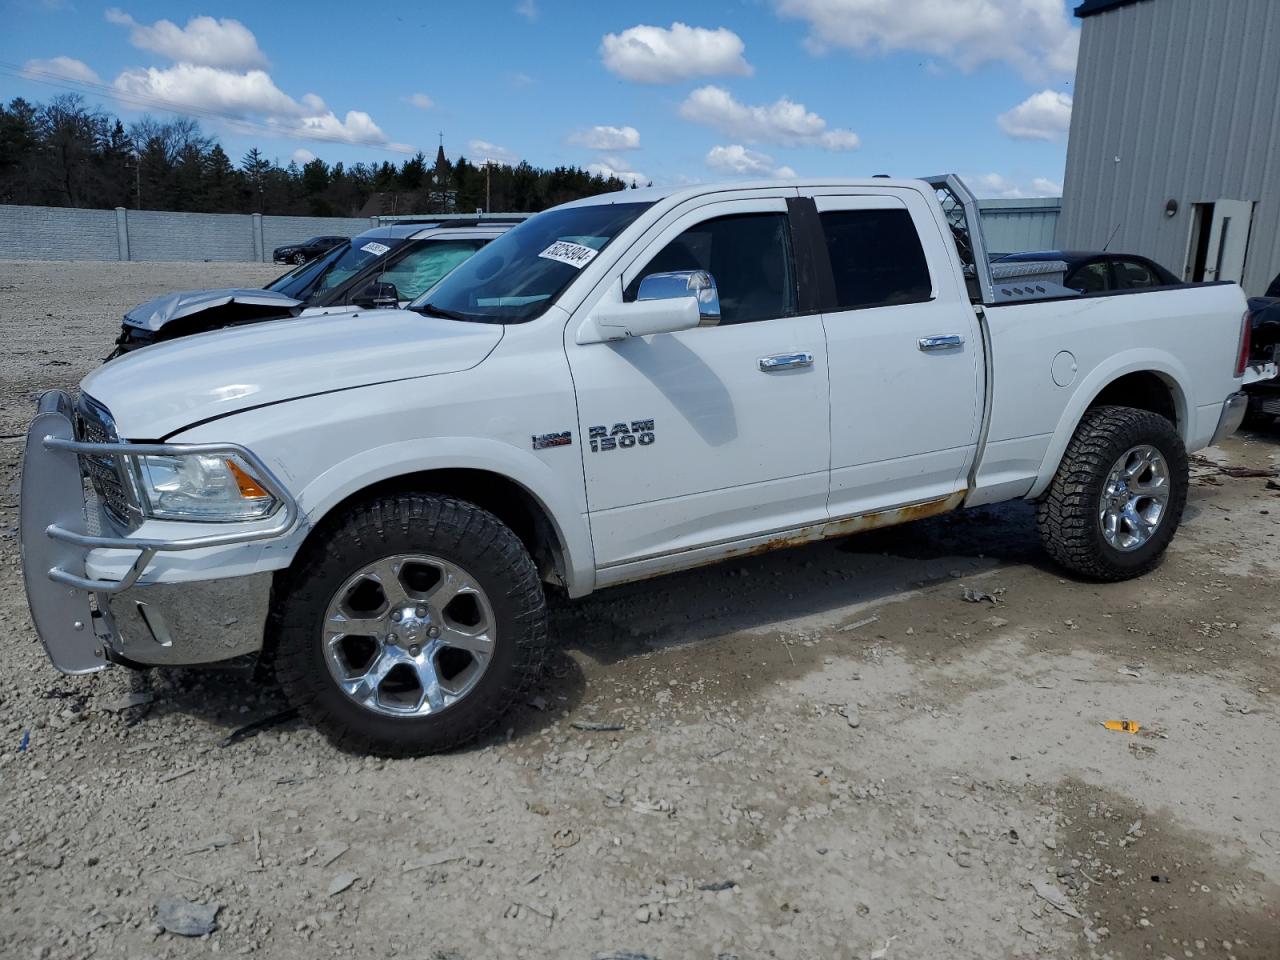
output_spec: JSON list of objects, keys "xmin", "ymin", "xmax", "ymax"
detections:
[{"xmin": 609, "ymin": 490, "xmax": 967, "ymax": 586}]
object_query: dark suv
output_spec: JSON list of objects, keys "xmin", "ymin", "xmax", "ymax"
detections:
[{"xmin": 272, "ymin": 235, "xmax": 348, "ymax": 265}]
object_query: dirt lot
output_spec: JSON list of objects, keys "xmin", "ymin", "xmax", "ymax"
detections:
[{"xmin": 0, "ymin": 258, "xmax": 1278, "ymax": 960}]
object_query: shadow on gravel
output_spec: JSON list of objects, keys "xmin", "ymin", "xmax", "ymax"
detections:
[
  {"xmin": 550, "ymin": 499, "xmax": 1052, "ymax": 669},
  {"xmin": 120, "ymin": 650, "xmax": 590, "ymax": 756}
]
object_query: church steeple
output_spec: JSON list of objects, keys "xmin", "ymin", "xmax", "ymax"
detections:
[{"xmin": 434, "ymin": 132, "xmax": 447, "ymax": 175}]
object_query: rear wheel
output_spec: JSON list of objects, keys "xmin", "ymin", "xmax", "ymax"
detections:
[
  {"xmin": 1036, "ymin": 406, "xmax": 1188, "ymax": 581},
  {"xmin": 273, "ymin": 494, "xmax": 548, "ymax": 756}
]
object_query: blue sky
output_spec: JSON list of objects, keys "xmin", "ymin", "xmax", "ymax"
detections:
[{"xmin": 1, "ymin": 0, "xmax": 1081, "ymax": 197}]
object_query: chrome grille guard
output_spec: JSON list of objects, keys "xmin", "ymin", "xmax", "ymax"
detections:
[{"xmin": 30, "ymin": 391, "xmax": 298, "ymax": 594}]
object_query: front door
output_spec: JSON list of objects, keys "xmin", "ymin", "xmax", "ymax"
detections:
[
  {"xmin": 566, "ymin": 197, "xmax": 831, "ymax": 569},
  {"xmin": 807, "ymin": 190, "xmax": 983, "ymax": 518}
]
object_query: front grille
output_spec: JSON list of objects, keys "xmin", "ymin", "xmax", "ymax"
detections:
[{"xmin": 75, "ymin": 394, "xmax": 134, "ymax": 528}]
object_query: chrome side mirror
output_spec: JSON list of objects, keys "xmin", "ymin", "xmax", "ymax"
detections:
[{"xmin": 637, "ymin": 270, "xmax": 720, "ymax": 326}]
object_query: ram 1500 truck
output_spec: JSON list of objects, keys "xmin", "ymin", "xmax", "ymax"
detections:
[{"xmin": 20, "ymin": 175, "xmax": 1250, "ymax": 756}]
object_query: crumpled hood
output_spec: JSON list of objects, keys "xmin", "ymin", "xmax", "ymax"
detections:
[
  {"xmin": 82, "ymin": 308, "xmax": 504, "ymax": 438},
  {"xmin": 123, "ymin": 288, "xmax": 303, "ymax": 331}
]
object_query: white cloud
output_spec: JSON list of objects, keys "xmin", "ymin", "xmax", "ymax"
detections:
[
  {"xmin": 705, "ymin": 144, "xmax": 796, "ymax": 178},
  {"xmin": 600, "ymin": 22, "xmax": 752, "ymax": 84},
  {"xmin": 588, "ymin": 158, "xmax": 647, "ymax": 187},
  {"xmin": 21, "ymin": 56, "xmax": 99, "ymax": 84},
  {"xmin": 997, "ymin": 89, "xmax": 1072, "ymax": 141},
  {"xmin": 569, "ymin": 124, "xmax": 641, "ymax": 151},
  {"xmin": 112, "ymin": 63, "xmax": 398, "ymax": 148},
  {"xmin": 775, "ymin": 0, "xmax": 1079, "ymax": 80},
  {"xmin": 291, "ymin": 148, "xmax": 316, "ymax": 164},
  {"xmin": 973, "ymin": 173, "xmax": 1024, "ymax": 198},
  {"xmin": 971, "ymin": 173, "xmax": 1062, "ymax": 199},
  {"xmin": 679, "ymin": 85, "xmax": 859, "ymax": 150},
  {"xmin": 406, "ymin": 92, "xmax": 434, "ymax": 110},
  {"xmin": 105, "ymin": 8, "xmax": 268, "ymax": 70},
  {"xmin": 515, "ymin": 0, "xmax": 537, "ymax": 20},
  {"xmin": 468, "ymin": 139, "xmax": 520, "ymax": 165}
]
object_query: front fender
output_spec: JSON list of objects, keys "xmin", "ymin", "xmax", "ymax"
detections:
[
  {"xmin": 294, "ymin": 436, "xmax": 595, "ymax": 596},
  {"xmin": 1027, "ymin": 349, "xmax": 1191, "ymax": 500}
]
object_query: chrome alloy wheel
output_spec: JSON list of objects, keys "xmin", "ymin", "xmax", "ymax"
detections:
[
  {"xmin": 321, "ymin": 555, "xmax": 496, "ymax": 718},
  {"xmin": 1098, "ymin": 444, "xmax": 1171, "ymax": 552}
]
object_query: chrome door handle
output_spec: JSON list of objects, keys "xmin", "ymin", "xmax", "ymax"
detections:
[
  {"xmin": 917, "ymin": 334, "xmax": 964, "ymax": 351},
  {"xmin": 758, "ymin": 352, "xmax": 814, "ymax": 371}
]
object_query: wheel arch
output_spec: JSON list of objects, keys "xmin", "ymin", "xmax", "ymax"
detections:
[
  {"xmin": 1028, "ymin": 352, "xmax": 1191, "ymax": 500},
  {"xmin": 288, "ymin": 438, "xmax": 595, "ymax": 598}
]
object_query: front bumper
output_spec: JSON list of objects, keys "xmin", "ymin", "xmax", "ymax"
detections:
[
  {"xmin": 1210, "ymin": 391, "xmax": 1249, "ymax": 446},
  {"xmin": 19, "ymin": 390, "xmax": 297, "ymax": 673}
]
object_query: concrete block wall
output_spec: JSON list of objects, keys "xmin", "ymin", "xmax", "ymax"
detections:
[
  {"xmin": 2, "ymin": 199, "xmax": 1059, "ymax": 263},
  {"xmin": 126, "ymin": 209, "xmax": 257, "ymax": 262},
  {"xmin": 0, "ymin": 205, "xmax": 122, "ymax": 260},
  {"xmin": 0, "ymin": 205, "xmax": 383, "ymax": 263}
]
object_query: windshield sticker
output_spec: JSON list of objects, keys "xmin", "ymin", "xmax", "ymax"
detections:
[
  {"xmin": 538, "ymin": 240, "xmax": 600, "ymax": 270},
  {"xmin": 360, "ymin": 241, "xmax": 391, "ymax": 256}
]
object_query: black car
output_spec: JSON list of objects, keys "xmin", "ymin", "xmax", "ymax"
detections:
[
  {"xmin": 994, "ymin": 250, "xmax": 1182, "ymax": 294},
  {"xmin": 272, "ymin": 235, "xmax": 348, "ymax": 265},
  {"xmin": 1242, "ymin": 271, "xmax": 1280, "ymax": 427},
  {"xmin": 111, "ymin": 221, "xmax": 517, "ymax": 355}
]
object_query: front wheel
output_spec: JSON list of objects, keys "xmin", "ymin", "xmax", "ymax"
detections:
[
  {"xmin": 273, "ymin": 494, "xmax": 549, "ymax": 756},
  {"xmin": 1036, "ymin": 406, "xmax": 1189, "ymax": 581},
  {"xmin": 291, "ymin": 252, "xmax": 307, "ymax": 265}
]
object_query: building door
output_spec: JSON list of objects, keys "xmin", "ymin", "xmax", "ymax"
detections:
[{"xmin": 1187, "ymin": 200, "xmax": 1254, "ymax": 283}]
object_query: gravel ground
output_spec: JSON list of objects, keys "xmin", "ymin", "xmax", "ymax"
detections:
[{"xmin": 1, "ymin": 258, "xmax": 1278, "ymax": 960}]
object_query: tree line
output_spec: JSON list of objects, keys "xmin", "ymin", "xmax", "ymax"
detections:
[{"xmin": 0, "ymin": 94, "xmax": 634, "ymax": 216}]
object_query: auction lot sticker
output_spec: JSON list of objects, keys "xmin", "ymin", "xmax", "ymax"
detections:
[
  {"xmin": 361, "ymin": 241, "xmax": 391, "ymax": 256},
  {"xmin": 538, "ymin": 240, "xmax": 599, "ymax": 269}
]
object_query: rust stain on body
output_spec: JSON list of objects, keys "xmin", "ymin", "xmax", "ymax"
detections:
[{"xmin": 620, "ymin": 491, "xmax": 967, "ymax": 585}]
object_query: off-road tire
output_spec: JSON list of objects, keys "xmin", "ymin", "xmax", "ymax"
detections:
[
  {"xmin": 273, "ymin": 494, "xmax": 548, "ymax": 756},
  {"xmin": 1036, "ymin": 405, "xmax": 1188, "ymax": 581}
]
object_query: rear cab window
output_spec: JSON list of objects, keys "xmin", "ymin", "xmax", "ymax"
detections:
[{"xmin": 818, "ymin": 207, "xmax": 932, "ymax": 311}]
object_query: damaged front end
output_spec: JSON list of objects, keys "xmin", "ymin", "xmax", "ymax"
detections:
[{"xmin": 111, "ymin": 288, "xmax": 304, "ymax": 358}]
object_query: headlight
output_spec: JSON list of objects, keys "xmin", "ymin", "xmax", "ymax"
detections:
[{"xmin": 130, "ymin": 453, "xmax": 279, "ymax": 522}]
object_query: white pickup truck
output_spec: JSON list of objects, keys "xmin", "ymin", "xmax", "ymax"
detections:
[{"xmin": 21, "ymin": 175, "xmax": 1250, "ymax": 755}]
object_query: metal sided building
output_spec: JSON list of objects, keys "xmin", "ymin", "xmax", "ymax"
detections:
[{"xmin": 1058, "ymin": 0, "xmax": 1280, "ymax": 295}]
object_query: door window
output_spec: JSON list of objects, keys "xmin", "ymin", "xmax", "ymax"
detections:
[
  {"xmin": 1112, "ymin": 259, "xmax": 1160, "ymax": 290},
  {"xmin": 819, "ymin": 208, "xmax": 932, "ymax": 311},
  {"xmin": 1066, "ymin": 261, "xmax": 1110, "ymax": 293},
  {"xmin": 625, "ymin": 213, "xmax": 797, "ymax": 325},
  {"xmin": 371, "ymin": 240, "xmax": 485, "ymax": 302}
]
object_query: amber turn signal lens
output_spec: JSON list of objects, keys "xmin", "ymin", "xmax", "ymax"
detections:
[{"xmin": 225, "ymin": 458, "xmax": 270, "ymax": 499}]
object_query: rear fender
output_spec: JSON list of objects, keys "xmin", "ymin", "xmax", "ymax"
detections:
[{"xmin": 1026, "ymin": 350, "xmax": 1190, "ymax": 500}]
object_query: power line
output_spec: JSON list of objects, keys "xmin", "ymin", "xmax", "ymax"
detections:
[{"xmin": 0, "ymin": 61, "xmax": 415, "ymax": 154}]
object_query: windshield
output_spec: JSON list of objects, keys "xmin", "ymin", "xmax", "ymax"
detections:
[
  {"xmin": 410, "ymin": 201, "xmax": 653, "ymax": 323},
  {"xmin": 267, "ymin": 236, "xmax": 404, "ymax": 302}
]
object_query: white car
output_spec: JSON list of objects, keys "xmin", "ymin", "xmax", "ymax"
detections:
[{"xmin": 21, "ymin": 175, "xmax": 1249, "ymax": 755}]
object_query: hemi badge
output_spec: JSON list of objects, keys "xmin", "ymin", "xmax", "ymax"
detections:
[{"xmin": 532, "ymin": 431, "xmax": 573, "ymax": 450}]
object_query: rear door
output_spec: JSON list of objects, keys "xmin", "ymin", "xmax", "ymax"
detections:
[{"xmin": 806, "ymin": 189, "xmax": 983, "ymax": 517}]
